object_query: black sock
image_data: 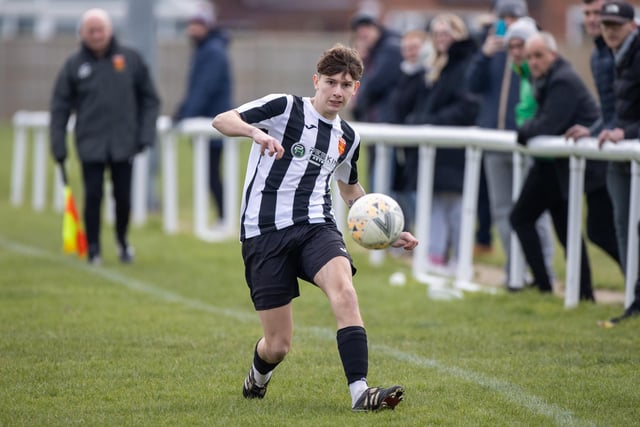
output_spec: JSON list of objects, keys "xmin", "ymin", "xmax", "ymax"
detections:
[
  {"xmin": 253, "ymin": 339, "xmax": 280, "ymax": 375},
  {"xmin": 337, "ymin": 326, "xmax": 368, "ymax": 384}
]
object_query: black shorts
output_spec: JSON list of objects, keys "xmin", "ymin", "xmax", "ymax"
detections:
[{"xmin": 241, "ymin": 222, "xmax": 357, "ymax": 311}]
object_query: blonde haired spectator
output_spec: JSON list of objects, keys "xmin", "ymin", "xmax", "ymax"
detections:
[
  {"xmin": 406, "ymin": 12, "xmax": 480, "ymax": 270},
  {"xmin": 427, "ymin": 13, "xmax": 468, "ymax": 84}
]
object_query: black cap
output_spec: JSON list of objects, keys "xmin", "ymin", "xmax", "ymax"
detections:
[
  {"xmin": 350, "ymin": 13, "xmax": 377, "ymax": 30},
  {"xmin": 601, "ymin": 1, "xmax": 634, "ymax": 24}
]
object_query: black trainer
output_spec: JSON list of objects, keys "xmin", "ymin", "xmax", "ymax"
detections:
[
  {"xmin": 352, "ymin": 385, "xmax": 404, "ymax": 411},
  {"xmin": 119, "ymin": 245, "xmax": 134, "ymax": 264},
  {"xmin": 242, "ymin": 369, "xmax": 269, "ymax": 399},
  {"xmin": 598, "ymin": 303, "xmax": 640, "ymax": 328}
]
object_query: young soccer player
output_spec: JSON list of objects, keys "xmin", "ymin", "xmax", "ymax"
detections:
[{"xmin": 212, "ymin": 43, "xmax": 418, "ymax": 411}]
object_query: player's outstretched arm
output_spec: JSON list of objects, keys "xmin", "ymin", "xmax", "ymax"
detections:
[
  {"xmin": 337, "ymin": 181, "xmax": 366, "ymax": 208},
  {"xmin": 212, "ymin": 110, "xmax": 284, "ymax": 159}
]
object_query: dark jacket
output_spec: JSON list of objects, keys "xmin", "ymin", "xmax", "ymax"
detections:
[
  {"xmin": 518, "ymin": 56, "xmax": 602, "ymax": 195},
  {"xmin": 389, "ymin": 63, "xmax": 426, "ymax": 192},
  {"xmin": 352, "ymin": 28, "xmax": 403, "ymax": 123},
  {"xmin": 174, "ymin": 29, "xmax": 232, "ymax": 122},
  {"xmin": 390, "ymin": 63, "xmax": 425, "ymax": 126},
  {"xmin": 611, "ymin": 30, "xmax": 640, "ymax": 140},
  {"xmin": 407, "ymin": 38, "xmax": 480, "ymax": 193},
  {"xmin": 589, "ymin": 36, "xmax": 616, "ymax": 135},
  {"xmin": 50, "ymin": 37, "xmax": 160, "ymax": 163},
  {"xmin": 518, "ymin": 57, "xmax": 598, "ymax": 143},
  {"xmin": 466, "ymin": 49, "xmax": 519, "ymax": 130}
]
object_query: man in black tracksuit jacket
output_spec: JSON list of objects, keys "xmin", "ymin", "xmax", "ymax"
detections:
[
  {"xmin": 50, "ymin": 8, "xmax": 160, "ymax": 265},
  {"xmin": 510, "ymin": 32, "xmax": 599, "ymax": 301}
]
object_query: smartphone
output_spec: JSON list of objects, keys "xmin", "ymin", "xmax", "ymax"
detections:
[{"xmin": 494, "ymin": 19, "xmax": 507, "ymax": 37}]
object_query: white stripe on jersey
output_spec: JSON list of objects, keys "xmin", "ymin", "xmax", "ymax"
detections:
[{"xmin": 236, "ymin": 94, "xmax": 360, "ymax": 240}]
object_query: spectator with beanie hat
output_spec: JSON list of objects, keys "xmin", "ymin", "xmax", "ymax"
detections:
[
  {"xmin": 466, "ymin": 0, "xmax": 556, "ymax": 289},
  {"xmin": 504, "ymin": 17, "xmax": 539, "ymax": 126},
  {"xmin": 494, "ymin": 0, "xmax": 529, "ymax": 21},
  {"xmin": 174, "ymin": 1, "xmax": 232, "ymax": 225}
]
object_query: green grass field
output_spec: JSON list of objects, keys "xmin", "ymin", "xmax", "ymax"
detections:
[{"xmin": 1, "ymin": 122, "xmax": 638, "ymax": 426}]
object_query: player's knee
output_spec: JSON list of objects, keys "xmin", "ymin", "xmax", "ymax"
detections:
[
  {"xmin": 264, "ymin": 338, "xmax": 290, "ymax": 362},
  {"xmin": 336, "ymin": 285, "xmax": 359, "ymax": 310}
]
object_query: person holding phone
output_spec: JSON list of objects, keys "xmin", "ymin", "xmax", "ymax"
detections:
[{"xmin": 466, "ymin": 0, "xmax": 555, "ymax": 289}]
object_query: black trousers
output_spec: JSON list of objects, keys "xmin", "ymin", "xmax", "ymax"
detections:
[
  {"xmin": 585, "ymin": 186, "xmax": 621, "ymax": 270},
  {"xmin": 476, "ymin": 161, "xmax": 493, "ymax": 247},
  {"xmin": 510, "ymin": 159, "xmax": 594, "ymax": 300},
  {"xmin": 209, "ymin": 140, "xmax": 224, "ymax": 220},
  {"xmin": 81, "ymin": 159, "xmax": 133, "ymax": 255}
]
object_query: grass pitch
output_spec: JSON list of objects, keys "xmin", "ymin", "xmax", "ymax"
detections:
[{"xmin": 1, "ymin": 123, "xmax": 639, "ymax": 426}]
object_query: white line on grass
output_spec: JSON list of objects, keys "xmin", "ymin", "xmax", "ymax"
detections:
[{"xmin": 0, "ymin": 237, "xmax": 592, "ymax": 426}]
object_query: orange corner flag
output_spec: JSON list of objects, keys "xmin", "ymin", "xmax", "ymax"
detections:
[{"xmin": 62, "ymin": 186, "xmax": 88, "ymax": 258}]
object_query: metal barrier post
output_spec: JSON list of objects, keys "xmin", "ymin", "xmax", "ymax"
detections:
[
  {"xmin": 413, "ymin": 145, "xmax": 439, "ymax": 279},
  {"xmin": 509, "ymin": 151, "xmax": 526, "ymax": 289},
  {"xmin": 162, "ymin": 130, "xmax": 178, "ymax": 234},
  {"xmin": 131, "ymin": 150, "xmax": 149, "ymax": 226},
  {"xmin": 624, "ymin": 160, "xmax": 640, "ymax": 307},
  {"xmin": 32, "ymin": 127, "xmax": 48, "ymax": 211},
  {"xmin": 10, "ymin": 119, "xmax": 27, "ymax": 206},
  {"xmin": 455, "ymin": 145, "xmax": 482, "ymax": 290},
  {"xmin": 221, "ymin": 136, "xmax": 239, "ymax": 236},
  {"xmin": 564, "ymin": 156, "xmax": 586, "ymax": 308},
  {"xmin": 193, "ymin": 134, "xmax": 210, "ymax": 240}
]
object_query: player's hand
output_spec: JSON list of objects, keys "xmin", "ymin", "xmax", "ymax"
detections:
[
  {"xmin": 252, "ymin": 129, "xmax": 285, "ymax": 159},
  {"xmin": 564, "ymin": 125, "xmax": 590, "ymax": 142},
  {"xmin": 391, "ymin": 231, "xmax": 418, "ymax": 251},
  {"xmin": 598, "ymin": 128, "xmax": 624, "ymax": 148}
]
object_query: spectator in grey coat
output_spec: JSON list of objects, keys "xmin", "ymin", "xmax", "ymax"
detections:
[{"xmin": 50, "ymin": 8, "xmax": 160, "ymax": 265}]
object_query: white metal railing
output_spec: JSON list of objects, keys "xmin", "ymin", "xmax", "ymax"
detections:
[{"xmin": 10, "ymin": 111, "xmax": 640, "ymax": 309}]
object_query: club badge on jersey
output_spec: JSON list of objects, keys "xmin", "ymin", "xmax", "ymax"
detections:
[
  {"xmin": 112, "ymin": 54, "xmax": 126, "ymax": 72},
  {"xmin": 338, "ymin": 138, "xmax": 346, "ymax": 155}
]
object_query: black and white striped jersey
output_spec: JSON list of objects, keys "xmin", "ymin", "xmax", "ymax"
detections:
[{"xmin": 236, "ymin": 94, "xmax": 361, "ymax": 241}]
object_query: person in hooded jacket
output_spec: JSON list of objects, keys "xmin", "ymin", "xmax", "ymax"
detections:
[
  {"xmin": 349, "ymin": 13, "xmax": 403, "ymax": 192},
  {"xmin": 174, "ymin": 2, "xmax": 233, "ymax": 224}
]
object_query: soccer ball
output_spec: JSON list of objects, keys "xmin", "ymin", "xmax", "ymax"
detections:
[{"xmin": 347, "ymin": 193, "xmax": 404, "ymax": 250}]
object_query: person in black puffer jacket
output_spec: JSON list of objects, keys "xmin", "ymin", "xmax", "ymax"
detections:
[{"xmin": 406, "ymin": 13, "xmax": 480, "ymax": 269}]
